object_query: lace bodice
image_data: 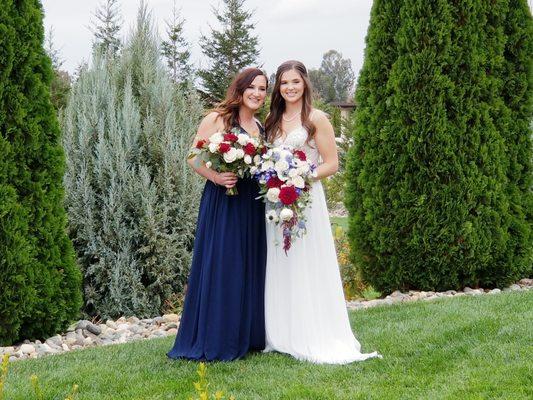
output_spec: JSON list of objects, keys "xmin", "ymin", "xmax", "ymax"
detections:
[{"xmin": 273, "ymin": 126, "xmax": 321, "ymax": 165}]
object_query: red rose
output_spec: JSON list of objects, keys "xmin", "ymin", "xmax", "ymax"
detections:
[
  {"xmin": 195, "ymin": 139, "xmax": 206, "ymax": 149},
  {"xmin": 243, "ymin": 142, "xmax": 256, "ymax": 156},
  {"xmin": 294, "ymin": 150, "xmax": 307, "ymax": 161},
  {"xmin": 224, "ymin": 133, "xmax": 239, "ymax": 142},
  {"xmin": 260, "ymin": 146, "xmax": 267, "ymax": 155},
  {"xmin": 266, "ymin": 176, "xmax": 284, "ymax": 189},
  {"xmin": 218, "ymin": 142, "xmax": 231, "ymax": 153},
  {"xmin": 278, "ymin": 186, "xmax": 299, "ymax": 205}
]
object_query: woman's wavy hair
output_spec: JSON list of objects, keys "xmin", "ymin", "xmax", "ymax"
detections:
[
  {"xmin": 213, "ymin": 67, "xmax": 268, "ymax": 131},
  {"xmin": 265, "ymin": 60, "xmax": 316, "ymax": 143}
]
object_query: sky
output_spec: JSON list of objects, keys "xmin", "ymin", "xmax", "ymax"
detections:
[{"xmin": 42, "ymin": 0, "xmax": 374, "ymax": 78}]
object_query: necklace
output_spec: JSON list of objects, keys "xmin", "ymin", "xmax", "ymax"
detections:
[{"xmin": 282, "ymin": 110, "xmax": 301, "ymax": 122}]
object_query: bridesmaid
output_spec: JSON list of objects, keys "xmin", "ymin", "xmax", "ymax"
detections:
[{"xmin": 167, "ymin": 68, "xmax": 268, "ymax": 361}]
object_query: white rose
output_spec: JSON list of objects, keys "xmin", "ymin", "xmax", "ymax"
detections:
[
  {"xmin": 208, "ymin": 143, "xmax": 219, "ymax": 153},
  {"xmin": 205, "ymin": 161, "xmax": 212, "ymax": 168},
  {"xmin": 266, "ymin": 210, "xmax": 279, "ymax": 223},
  {"xmin": 236, "ymin": 149, "xmax": 245, "ymax": 159},
  {"xmin": 280, "ymin": 208, "xmax": 294, "ymax": 221},
  {"xmin": 292, "ymin": 175, "xmax": 305, "ymax": 188},
  {"xmin": 288, "ymin": 168, "xmax": 299, "ymax": 178},
  {"xmin": 261, "ymin": 160, "xmax": 274, "ymax": 172},
  {"xmin": 249, "ymin": 138, "xmax": 259, "ymax": 147},
  {"xmin": 253, "ymin": 155, "xmax": 261, "ymax": 165},
  {"xmin": 299, "ymin": 163, "xmax": 310, "ymax": 173},
  {"xmin": 250, "ymin": 166, "xmax": 258, "ymax": 175},
  {"xmin": 266, "ymin": 188, "xmax": 280, "ymax": 203},
  {"xmin": 274, "ymin": 160, "xmax": 289, "ymax": 174},
  {"xmin": 244, "ymin": 155, "xmax": 252, "ymax": 164},
  {"xmin": 237, "ymin": 134, "xmax": 249, "ymax": 145},
  {"xmin": 223, "ymin": 148, "xmax": 238, "ymax": 163},
  {"xmin": 209, "ymin": 132, "xmax": 224, "ymax": 144}
]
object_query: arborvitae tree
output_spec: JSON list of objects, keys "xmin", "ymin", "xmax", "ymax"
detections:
[
  {"xmin": 0, "ymin": 0, "xmax": 82, "ymax": 345},
  {"xmin": 346, "ymin": 0, "xmax": 530, "ymax": 292},
  {"xmin": 161, "ymin": 0, "xmax": 193, "ymax": 85},
  {"xmin": 489, "ymin": 0, "xmax": 532, "ymax": 282},
  {"xmin": 91, "ymin": 0, "xmax": 122, "ymax": 57},
  {"xmin": 62, "ymin": 3, "xmax": 204, "ymax": 318},
  {"xmin": 45, "ymin": 27, "xmax": 71, "ymax": 111},
  {"xmin": 199, "ymin": 0, "xmax": 260, "ymax": 102}
]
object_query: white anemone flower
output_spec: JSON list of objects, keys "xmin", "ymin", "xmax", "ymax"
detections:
[{"xmin": 266, "ymin": 210, "xmax": 279, "ymax": 223}]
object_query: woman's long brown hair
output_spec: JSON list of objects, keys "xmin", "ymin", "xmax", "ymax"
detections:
[
  {"xmin": 213, "ymin": 67, "xmax": 268, "ymax": 131},
  {"xmin": 265, "ymin": 60, "xmax": 316, "ymax": 143}
]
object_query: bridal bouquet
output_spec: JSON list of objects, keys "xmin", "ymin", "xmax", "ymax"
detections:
[
  {"xmin": 189, "ymin": 128, "xmax": 264, "ymax": 195},
  {"xmin": 252, "ymin": 145, "xmax": 316, "ymax": 253}
]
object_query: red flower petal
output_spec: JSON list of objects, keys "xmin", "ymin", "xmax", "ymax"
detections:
[
  {"xmin": 278, "ymin": 186, "xmax": 299, "ymax": 205},
  {"xmin": 218, "ymin": 142, "xmax": 231, "ymax": 153}
]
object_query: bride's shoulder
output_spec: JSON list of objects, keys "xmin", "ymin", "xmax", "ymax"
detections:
[{"xmin": 310, "ymin": 108, "xmax": 328, "ymax": 122}]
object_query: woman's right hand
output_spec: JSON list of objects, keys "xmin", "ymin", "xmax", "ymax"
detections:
[{"xmin": 214, "ymin": 172, "xmax": 238, "ymax": 188}]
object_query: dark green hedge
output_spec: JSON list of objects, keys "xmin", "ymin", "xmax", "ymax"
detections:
[
  {"xmin": 346, "ymin": 0, "xmax": 532, "ymax": 292},
  {"xmin": 0, "ymin": 0, "xmax": 82, "ymax": 345}
]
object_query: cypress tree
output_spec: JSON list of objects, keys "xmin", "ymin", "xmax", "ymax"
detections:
[
  {"xmin": 62, "ymin": 4, "xmax": 204, "ymax": 318},
  {"xmin": 0, "ymin": 0, "xmax": 82, "ymax": 345},
  {"xmin": 346, "ymin": 0, "xmax": 531, "ymax": 292}
]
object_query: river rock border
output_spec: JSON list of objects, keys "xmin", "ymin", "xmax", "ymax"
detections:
[{"xmin": 2, "ymin": 279, "xmax": 531, "ymax": 362}]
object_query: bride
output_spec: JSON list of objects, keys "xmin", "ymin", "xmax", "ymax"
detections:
[{"xmin": 263, "ymin": 60, "xmax": 380, "ymax": 364}]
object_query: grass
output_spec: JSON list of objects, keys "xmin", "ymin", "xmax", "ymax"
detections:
[
  {"xmin": 3, "ymin": 291, "xmax": 532, "ymax": 400},
  {"xmin": 330, "ymin": 216, "xmax": 348, "ymax": 231}
]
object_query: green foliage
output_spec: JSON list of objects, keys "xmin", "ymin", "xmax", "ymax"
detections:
[
  {"xmin": 191, "ymin": 363, "xmax": 235, "ymax": 400},
  {"xmin": 161, "ymin": 0, "xmax": 193, "ymax": 85},
  {"xmin": 45, "ymin": 28, "xmax": 71, "ymax": 111},
  {"xmin": 198, "ymin": 0, "xmax": 260, "ymax": 102},
  {"xmin": 90, "ymin": 0, "xmax": 122, "ymax": 57},
  {"xmin": 309, "ymin": 50, "xmax": 355, "ymax": 102},
  {"xmin": 62, "ymin": 4, "xmax": 204, "ymax": 319},
  {"xmin": 0, "ymin": 0, "xmax": 82, "ymax": 345},
  {"xmin": 346, "ymin": 0, "xmax": 532, "ymax": 293}
]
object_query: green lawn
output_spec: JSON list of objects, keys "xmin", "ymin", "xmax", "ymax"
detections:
[
  {"xmin": 3, "ymin": 291, "xmax": 532, "ymax": 400},
  {"xmin": 330, "ymin": 216, "xmax": 348, "ymax": 231}
]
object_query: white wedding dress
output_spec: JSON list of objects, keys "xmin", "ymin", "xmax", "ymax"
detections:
[{"xmin": 264, "ymin": 124, "xmax": 381, "ymax": 364}]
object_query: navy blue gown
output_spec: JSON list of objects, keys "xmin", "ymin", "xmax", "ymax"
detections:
[{"xmin": 167, "ymin": 125, "xmax": 266, "ymax": 361}]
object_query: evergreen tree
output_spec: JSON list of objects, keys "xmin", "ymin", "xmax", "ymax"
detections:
[
  {"xmin": 0, "ymin": 0, "xmax": 82, "ymax": 345},
  {"xmin": 91, "ymin": 0, "xmax": 122, "ymax": 57},
  {"xmin": 161, "ymin": 0, "xmax": 193, "ymax": 85},
  {"xmin": 198, "ymin": 0, "xmax": 260, "ymax": 102},
  {"xmin": 346, "ymin": 0, "xmax": 531, "ymax": 292},
  {"xmin": 309, "ymin": 50, "xmax": 355, "ymax": 102},
  {"xmin": 62, "ymin": 3, "xmax": 204, "ymax": 318},
  {"xmin": 45, "ymin": 26, "xmax": 71, "ymax": 111}
]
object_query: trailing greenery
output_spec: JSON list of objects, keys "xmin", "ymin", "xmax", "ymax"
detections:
[
  {"xmin": 2, "ymin": 291, "xmax": 532, "ymax": 399},
  {"xmin": 62, "ymin": 4, "xmax": 204, "ymax": 319},
  {"xmin": 346, "ymin": 0, "xmax": 533, "ymax": 293},
  {"xmin": 0, "ymin": 0, "xmax": 82, "ymax": 346}
]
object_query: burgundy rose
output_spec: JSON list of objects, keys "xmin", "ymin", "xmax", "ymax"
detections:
[
  {"xmin": 218, "ymin": 142, "xmax": 231, "ymax": 153},
  {"xmin": 279, "ymin": 186, "xmax": 299, "ymax": 205},
  {"xmin": 224, "ymin": 133, "xmax": 239, "ymax": 142},
  {"xmin": 294, "ymin": 150, "xmax": 307, "ymax": 161},
  {"xmin": 266, "ymin": 176, "xmax": 284, "ymax": 189},
  {"xmin": 243, "ymin": 142, "xmax": 257, "ymax": 156},
  {"xmin": 195, "ymin": 139, "xmax": 206, "ymax": 149}
]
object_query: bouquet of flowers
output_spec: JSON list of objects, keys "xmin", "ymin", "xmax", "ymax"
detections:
[
  {"xmin": 189, "ymin": 128, "xmax": 264, "ymax": 195},
  {"xmin": 252, "ymin": 145, "xmax": 316, "ymax": 253}
]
